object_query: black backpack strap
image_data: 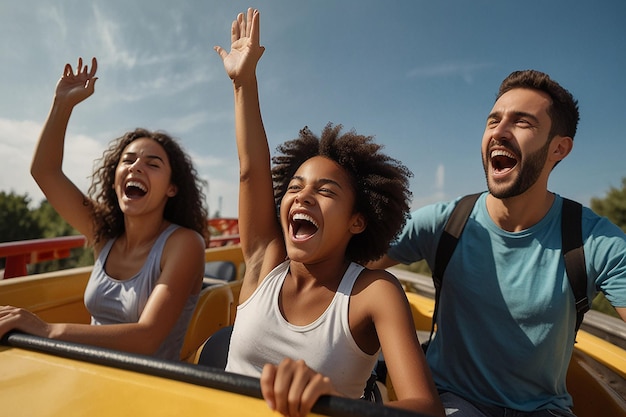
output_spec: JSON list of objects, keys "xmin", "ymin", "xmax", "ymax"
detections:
[
  {"xmin": 424, "ymin": 194, "xmax": 588, "ymax": 352},
  {"xmin": 425, "ymin": 193, "xmax": 481, "ymax": 350},
  {"xmin": 561, "ymin": 198, "xmax": 589, "ymax": 332}
]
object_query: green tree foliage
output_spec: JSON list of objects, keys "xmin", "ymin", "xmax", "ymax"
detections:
[
  {"xmin": 0, "ymin": 191, "xmax": 41, "ymax": 243},
  {"xmin": 0, "ymin": 192, "xmax": 41, "ymax": 269},
  {"xmin": 0, "ymin": 192, "xmax": 91, "ymax": 273},
  {"xmin": 591, "ymin": 177, "xmax": 626, "ymax": 233},
  {"xmin": 590, "ymin": 178, "xmax": 626, "ymax": 318},
  {"xmin": 31, "ymin": 200, "xmax": 93, "ymax": 273},
  {"xmin": 33, "ymin": 200, "xmax": 76, "ymax": 238}
]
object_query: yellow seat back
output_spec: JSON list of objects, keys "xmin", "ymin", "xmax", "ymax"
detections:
[{"xmin": 180, "ymin": 283, "xmax": 234, "ymax": 363}]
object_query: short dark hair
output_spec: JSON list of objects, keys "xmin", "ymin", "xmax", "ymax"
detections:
[
  {"xmin": 497, "ymin": 70, "xmax": 579, "ymax": 140},
  {"xmin": 272, "ymin": 123, "xmax": 413, "ymax": 264}
]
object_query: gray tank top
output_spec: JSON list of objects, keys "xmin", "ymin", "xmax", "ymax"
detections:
[{"xmin": 84, "ymin": 224, "xmax": 199, "ymax": 360}]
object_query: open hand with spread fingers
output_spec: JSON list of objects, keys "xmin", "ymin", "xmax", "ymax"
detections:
[
  {"xmin": 214, "ymin": 8, "xmax": 265, "ymax": 84},
  {"xmin": 55, "ymin": 56, "xmax": 98, "ymax": 107}
]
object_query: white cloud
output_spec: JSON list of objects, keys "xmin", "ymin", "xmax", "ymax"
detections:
[
  {"xmin": 407, "ymin": 163, "xmax": 447, "ymax": 210},
  {"xmin": 91, "ymin": 3, "xmax": 138, "ymax": 69},
  {"xmin": 410, "ymin": 190, "xmax": 446, "ymax": 211},
  {"xmin": 204, "ymin": 176, "xmax": 238, "ymax": 218},
  {"xmin": 37, "ymin": 4, "xmax": 67, "ymax": 41},
  {"xmin": 0, "ymin": 118, "xmax": 104, "ymax": 208},
  {"xmin": 162, "ymin": 112, "xmax": 209, "ymax": 135},
  {"xmin": 435, "ymin": 163, "xmax": 445, "ymax": 191},
  {"xmin": 138, "ymin": 66, "xmax": 211, "ymax": 97},
  {"xmin": 189, "ymin": 151, "xmax": 230, "ymax": 170}
]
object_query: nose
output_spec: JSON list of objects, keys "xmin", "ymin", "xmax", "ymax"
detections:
[
  {"xmin": 128, "ymin": 159, "xmax": 143, "ymax": 173},
  {"xmin": 295, "ymin": 186, "xmax": 315, "ymax": 206},
  {"xmin": 489, "ymin": 120, "xmax": 512, "ymax": 143}
]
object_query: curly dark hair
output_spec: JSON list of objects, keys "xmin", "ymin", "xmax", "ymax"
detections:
[
  {"xmin": 497, "ymin": 70, "xmax": 579, "ymax": 141},
  {"xmin": 272, "ymin": 123, "xmax": 413, "ymax": 264},
  {"xmin": 88, "ymin": 128, "xmax": 209, "ymax": 245}
]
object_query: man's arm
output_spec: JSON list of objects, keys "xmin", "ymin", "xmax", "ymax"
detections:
[{"xmin": 616, "ymin": 307, "xmax": 626, "ymax": 322}]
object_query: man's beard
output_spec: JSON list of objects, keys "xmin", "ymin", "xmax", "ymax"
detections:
[{"xmin": 483, "ymin": 138, "xmax": 551, "ymax": 199}]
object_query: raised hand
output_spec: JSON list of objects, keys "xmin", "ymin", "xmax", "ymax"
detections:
[
  {"xmin": 214, "ymin": 8, "xmax": 265, "ymax": 83},
  {"xmin": 55, "ymin": 57, "xmax": 98, "ymax": 107}
]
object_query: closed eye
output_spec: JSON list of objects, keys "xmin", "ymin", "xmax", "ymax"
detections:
[
  {"xmin": 516, "ymin": 119, "xmax": 534, "ymax": 128},
  {"xmin": 486, "ymin": 118, "xmax": 500, "ymax": 128}
]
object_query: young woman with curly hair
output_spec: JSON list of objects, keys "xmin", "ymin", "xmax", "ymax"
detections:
[
  {"xmin": 215, "ymin": 9, "xmax": 444, "ymax": 417},
  {"xmin": 0, "ymin": 57, "xmax": 208, "ymax": 361}
]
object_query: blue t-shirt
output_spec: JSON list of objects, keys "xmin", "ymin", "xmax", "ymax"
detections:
[{"xmin": 388, "ymin": 192, "xmax": 626, "ymax": 411}]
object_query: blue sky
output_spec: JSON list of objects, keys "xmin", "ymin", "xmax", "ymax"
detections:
[{"xmin": 1, "ymin": 1, "xmax": 625, "ymax": 218}]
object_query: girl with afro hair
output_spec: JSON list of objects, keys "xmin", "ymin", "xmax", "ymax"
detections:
[{"xmin": 215, "ymin": 9, "xmax": 444, "ymax": 417}]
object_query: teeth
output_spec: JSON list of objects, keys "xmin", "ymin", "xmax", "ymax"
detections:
[
  {"xmin": 491, "ymin": 149, "xmax": 515, "ymax": 159},
  {"xmin": 126, "ymin": 180, "xmax": 147, "ymax": 192},
  {"xmin": 292, "ymin": 212, "xmax": 318, "ymax": 228}
]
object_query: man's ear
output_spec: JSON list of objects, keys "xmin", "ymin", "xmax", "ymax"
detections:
[
  {"xmin": 350, "ymin": 213, "xmax": 367, "ymax": 235},
  {"xmin": 551, "ymin": 135, "xmax": 573, "ymax": 163}
]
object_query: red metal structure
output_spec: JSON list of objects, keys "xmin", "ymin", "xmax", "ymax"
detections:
[
  {"xmin": 207, "ymin": 218, "xmax": 240, "ymax": 248},
  {"xmin": 0, "ymin": 235, "xmax": 87, "ymax": 279},
  {"xmin": 0, "ymin": 218, "xmax": 239, "ymax": 279}
]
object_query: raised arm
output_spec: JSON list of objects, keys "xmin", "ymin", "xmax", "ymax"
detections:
[
  {"xmin": 215, "ymin": 9, "xmax": 286, "ymax": 296},
  {"xmin": 31, "ymin": 57, "xmax": 98, "ymax": 241}
]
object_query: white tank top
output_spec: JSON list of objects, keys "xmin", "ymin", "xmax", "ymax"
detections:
[{"xmin": 226, "ymin": 261, "xmax": 379, "ymax": 398}]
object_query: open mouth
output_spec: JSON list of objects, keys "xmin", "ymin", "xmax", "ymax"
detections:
[
  {"xmin": 290, "ymin": 212, "xmax": 319, "ymax": 240},
  {"xmin": 124, "ymin": 180, "xmax": 147, "ymax": 199},
  {"xmin": 490, "ymin": 149, "xmax": 518, "ymax": 174}
]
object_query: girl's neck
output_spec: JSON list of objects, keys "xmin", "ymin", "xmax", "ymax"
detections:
[
  {"xmin": 121, "ymin": 216, "xmax": 170, "ymax": 251},
  {"xmin": 288, "ymin": 258, "xmax": 351, "ymax": 290}
]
